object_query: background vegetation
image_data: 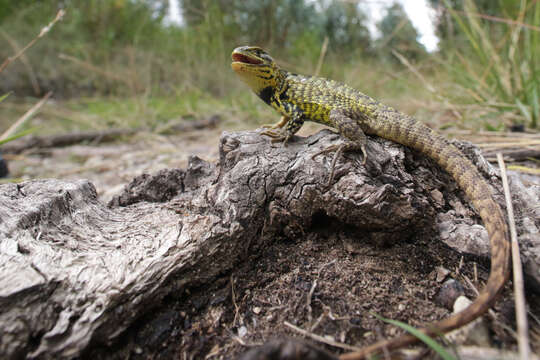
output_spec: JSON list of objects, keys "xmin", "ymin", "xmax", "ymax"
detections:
[{"xmin": 0, "ymin": 0, "xmax": 538, "ymax": 136}]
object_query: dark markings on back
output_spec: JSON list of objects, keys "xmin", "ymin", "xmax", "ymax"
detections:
[{"xmin": 279, "ymin": 86, "xmax": 289, "ymax": 101}]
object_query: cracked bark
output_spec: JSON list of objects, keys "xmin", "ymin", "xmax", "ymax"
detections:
[{"xmin": 0, "ymin": 129, "xmax": 538, "ymax": 359}]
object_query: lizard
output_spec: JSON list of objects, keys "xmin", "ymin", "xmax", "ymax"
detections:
[{"xmin": 231, "ymin": 45, "xmax": 511, "ymax": 359}]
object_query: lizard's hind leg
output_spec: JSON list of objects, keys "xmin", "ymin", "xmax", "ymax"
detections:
[{"xmin": 312, "ymin": 109, "xmax": 368, "ymax": 186}]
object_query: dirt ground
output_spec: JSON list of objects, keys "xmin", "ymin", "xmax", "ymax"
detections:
[
  {"xmin": 82, "ymin": 212, "xmax": 523, "ymax": 359},
  {"xmin": 4, "ymin": 128, "xmax": 222, "ymax": 203},
  {"xmin": 4, "ymin": 124, "xmax": 540, "ymax": 359}
]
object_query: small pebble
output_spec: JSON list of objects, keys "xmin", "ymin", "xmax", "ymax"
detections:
[
  {"xmin": 435, "ymin": 266, "xmax": 450, "ymax": 283},
  {"xmin": 434, "ymin": 279, "xmax": 465, "ymax": 310},
  {"xmin": 430, "ymin": 189, "xmax": 444, "ymax": 206},
  {"xmin": 447, "ymin": 296, "xmax": 491, "ymax": 346},
  {"xmin": 238, "ymin": 326, "xmax": 248, "ymax": 338}
]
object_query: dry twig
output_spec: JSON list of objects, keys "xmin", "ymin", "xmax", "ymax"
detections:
[
  {"xmin": 0, "ymin": 10, "xmax": 65, "ymax": 74},
  {"xmin": 284, "ymin": 321, "xmax": 362, "ymax": 352},
  {"xmin": 231, "ymin": 275, "xmax": 240, "ymax": 327},
  {"xmin": 1, "ymin": 127, "xmax": 136, "ymax": 153},
  {"xmin": 306, "ymin": 279, "xmax": 317, "ymax": 324},
  {"xmin": 314, "ymin": 37, "xmax": 329, "ymax": 77},
  {"xmin": 497, "ymin": 153, "xmax": 531, "ymax": 360},
  {"xmin": 477, "ymin": 140, "xmax": 540, "ymax": 148},
  {"xmin": 506, "ymin": 165, "xmax": 540, "ymax": 175},
  {"xmin": 391, "ymin": 49, "xmax": 463, "ymax": 121},
  {"xmin": 0, "ymin": 30, "xmax": 40, "ymax": 95},
  {"xmin": 0, "ymin": 91, "xmax": 52, "ymax": 141},
  {"xmin": 58, "ymin": 53, "xmax": 128, "ymax": 84}
]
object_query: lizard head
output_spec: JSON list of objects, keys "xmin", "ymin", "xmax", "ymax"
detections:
[{"xmin": 231, "ymin": 46, "xmax": 282, "ymax": 96}]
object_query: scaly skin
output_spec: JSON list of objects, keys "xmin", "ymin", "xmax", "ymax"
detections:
[{"xmin": 231, "ymin": 46, "xmax": 511, "ymax": 359}]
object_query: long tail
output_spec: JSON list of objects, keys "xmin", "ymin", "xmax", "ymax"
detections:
[{"xmin": 343, "ymin": 112, "xmax": 512, "ymax": 359}]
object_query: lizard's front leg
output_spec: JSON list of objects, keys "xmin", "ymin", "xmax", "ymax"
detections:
[
  {"xmin": 261, "ymin": 115, "xmax": 288, "ymax": 130},
  {"xmin": 261, "ymin": 106, "xmax": 304, "ymax": 146},
  {"xmin": 312, "ymin": 109, "xmax": 368, "ymax": 186}
]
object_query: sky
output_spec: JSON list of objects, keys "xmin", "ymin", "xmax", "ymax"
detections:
[
  {"xmin": 361, "ymin": 0, "xmax": 439, "ymax": 51},
  {"xmin": 166, "ymin": 0, "xmax": 439, "ymax": 52}
]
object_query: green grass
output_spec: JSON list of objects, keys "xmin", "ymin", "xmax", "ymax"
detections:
[
  {"xmin": 0, "ymin": 127, "xmax": 34, "ymax": 145},
  {"xmin": 0, "ymin": 57, "xmax": 439, "ymax": 139},
  {"xmin": 441, "ymin": 0, "xmax": 539, "ymax": 128},
  {"xmin": 3, "ymin": 0, "xmax": 535, "ymax": 138},
  {"xmin": 0, "ymin": 91, "xmax": 278, "ymax": 137},
  {"xmin": 372, "ymin": 312, "xmax": 457, "ymax": 360},
  {"xmin": 1, "ymin": 0, "xmax": 537, "ymax": 135}
]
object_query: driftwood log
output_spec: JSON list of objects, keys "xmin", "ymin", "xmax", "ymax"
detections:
[{"xmin": 0, "ymin": 129, "xmax": 538, "ymax": 359}]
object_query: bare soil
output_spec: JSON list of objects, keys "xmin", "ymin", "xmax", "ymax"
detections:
[{"xmin": 83, "ymin": 212, "xmax": 521, "ymax": 359}]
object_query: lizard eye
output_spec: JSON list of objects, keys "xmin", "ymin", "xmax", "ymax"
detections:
[{"xmin": 260, "ymin": 53, "xmax": 272, "ymax": 62}]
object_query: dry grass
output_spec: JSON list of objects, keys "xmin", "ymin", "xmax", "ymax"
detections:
[{"xmin": 0, "ymin": 10, "xmax": 64, "ymax": 74}]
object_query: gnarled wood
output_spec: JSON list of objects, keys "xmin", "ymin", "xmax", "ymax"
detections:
[{"xmin": 0, "ymin": 130, "xmax": 538, "ymax": 359}]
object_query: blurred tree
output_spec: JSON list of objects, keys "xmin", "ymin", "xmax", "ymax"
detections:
[
  {"xmin": 75, "ymin": 0, "xmax": 168, "ymax": 48},
  {"xmin": 0, "ymin": 0, "xmax": 171, "ymax": 95},
  {"xmin": 179, "ymin": 0, "xmax": 318, "ymax": 48},
  {"xmin": 376, "ymin": 2, "xmax": 427, "ymax": 61},
  {"xmin": 178, "ymin": 0, "xmax": 372, "ymax": 59},
  {"xmin": 0, "ymin": 0, "xmax": 37, "ymax": 23},
  {"xmin": 0, "ymin": 0, "xmax": 380, "ymax": 96},
  {"xmin": 321, "ymin": 1, "xmax": 371, "ymax": 56},
  {"xmin": 0, "ymin": 0, "xmax": 169, "ymax": 48},
  {"xmin": 427, "ymin": 0, "xmax": 520, "ymax": 48}
]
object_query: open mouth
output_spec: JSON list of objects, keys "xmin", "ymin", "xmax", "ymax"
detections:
[{"xmin": 232, "ymin": 52, "xmax": 263, "ymax": 65}]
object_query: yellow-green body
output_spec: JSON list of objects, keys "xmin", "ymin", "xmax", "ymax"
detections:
[{"xmin": 275, "ymin": 74, "xmax": 362, "ymax": 125}]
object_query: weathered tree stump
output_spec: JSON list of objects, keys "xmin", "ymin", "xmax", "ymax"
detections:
[{"xmin": 0, "ymin": 130, "xmax": 538, "ymax": 359}]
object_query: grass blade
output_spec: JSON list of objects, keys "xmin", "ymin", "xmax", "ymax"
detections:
[
  {"xmin": 371, "ymin": 312, "xmax": 457, "ymax": 360},
  {"xmin": 0, "ymin": 92, "xmax": 11, "ymax": 103},
  {"xmin": 0, "ymin": 127, "xmax": 37, "ymax": 146}
]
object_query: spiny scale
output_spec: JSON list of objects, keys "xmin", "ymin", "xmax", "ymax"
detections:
[{"xmin": 279, "ymin": 73, "xmax": 377, "ymax": 125}]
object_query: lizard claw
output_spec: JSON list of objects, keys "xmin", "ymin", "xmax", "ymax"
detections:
[
  {"xmin": 261, "ymin": 129, "xmax": 283, "ymax": 138},
  {"xmin": 360, "ymin": 145, "xmax": 367, "ymax": 166},
  {"xmin": 311, "ymin": 144, "xmax": 340, "ymax": 160},
  {"xmin": 312, "ymin": 143, "xmax": 368, "ymax": 187},
  {"xmin": 261, "ymin": 123, "xmax": 282, "ymax": 129},
  {"xmin": 311, "ymin": 144, "xmax": 345, "ymax": 187},
  {"xmin": 261, "ymin": 129, "xmax": 291, "ymax": 146}
]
